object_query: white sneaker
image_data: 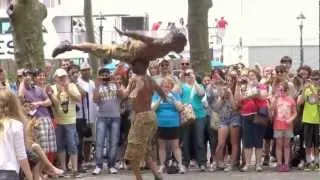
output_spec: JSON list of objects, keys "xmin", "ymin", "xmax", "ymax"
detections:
[
  {"xmin": 158, "ymin": 165, "xmax": 165, "ymax": 173},
  {"xmin": 298, "ymin": 160, "xmax": 305, "ymax": 170},
  {"xmin": 209, "ymin": 162, "xmax": 217, "ymax": 172},
  {"xmin": 179, "ymin": 165, "xmax": 186, "ymax": 174},
  {"xmin": 92, "ymin": 167, "xmax": 102, "ymax": 175},
  {"xmin": 109, "ymin": 167, "xmax": 118, "ymax": 174}
]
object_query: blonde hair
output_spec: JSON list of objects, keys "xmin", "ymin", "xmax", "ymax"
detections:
[
  {"xmin": 0, "ymin": 88, "xmax": 26, "ymax": 139},
  {"xmin": 160, "ymin": 77, "xmax": 175, "ymax": 90}
]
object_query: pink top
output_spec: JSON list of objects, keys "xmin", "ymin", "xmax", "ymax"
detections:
[{"xmin": 273, "ymin": 96, "xmax": 296, "ymax": 130}]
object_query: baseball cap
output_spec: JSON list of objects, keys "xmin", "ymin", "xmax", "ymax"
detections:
[
  {"xmin": 17, "ymin": 69, "xmax": 24, "ymax": 76},
  {"xmin": 54, "ymin": 68, "xmax": 68, "ymax": 77},
  {"xmin": 158, "ymin": 58, "xmax": 169, "ymax": 65},
  {"xmin": 80, "ymin": 62, "xmax": 91, "ymax": 70}
]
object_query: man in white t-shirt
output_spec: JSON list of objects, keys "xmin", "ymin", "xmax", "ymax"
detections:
[{"xmin": 76, "ymin": 62, "xmax": 97, "ymax": 168}]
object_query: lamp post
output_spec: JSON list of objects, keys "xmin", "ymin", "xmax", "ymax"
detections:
[
  {"xmin": 96, "ymin": 12, "xmax": 106, "ymax": 45},
  {"xmin": 297, "ymin": 12, "xmax": 306, "ymax": 66}
]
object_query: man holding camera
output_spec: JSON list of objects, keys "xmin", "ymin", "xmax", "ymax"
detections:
[{"xmin": 92, "ymin": 68, "xmax": 125, "ymax": 175}]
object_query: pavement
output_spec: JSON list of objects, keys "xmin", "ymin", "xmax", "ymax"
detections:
[{"xmin": 63, "ymin": 168, "xmax": 320, "ymax": 180}]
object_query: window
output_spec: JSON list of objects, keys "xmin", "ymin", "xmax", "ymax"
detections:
[
  {"xmin": 0, "ymin": 0, "xmax": 11, "ymax": 9},
  {"xmin": 42, "ymin": 0, "xmax": 58, "ymax": 8}
]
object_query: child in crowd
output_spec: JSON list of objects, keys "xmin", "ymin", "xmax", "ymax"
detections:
[
  {"xmin": 271, "ymin": 81, "xmax": 297, "ymax": 172},
  {"xmin": 297, "ymin": 70, "xmax": 320, "ymax": 171}
]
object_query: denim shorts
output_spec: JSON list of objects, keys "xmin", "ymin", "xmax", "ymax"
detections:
[
  {"xmin": 220, "ymin": 114, "xmax": 241, "ymax": 128},
  {"xmin": 56, "ymin": 124, "xmax": 78, "ymax": 155},
  {"xmin": 241, "ymin": 115, "xmax": 266, "ymax": 148},
  {"xmin": 274, "ymin": 130, "xmax": 293, "ymax": 138}
]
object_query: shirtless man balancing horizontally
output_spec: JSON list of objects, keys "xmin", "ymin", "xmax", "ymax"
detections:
[{"xmin": 52, "ymin": 27, "xmax": 187, "ymax": 64}]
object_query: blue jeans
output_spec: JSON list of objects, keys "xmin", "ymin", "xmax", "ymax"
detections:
[
  {"xmin": 56, "ymin": 124, "xmax": 78, "ymax": 155},
  {"xmin": 95, "ymin": 117, "xmax": 120, "ymax": 168}
]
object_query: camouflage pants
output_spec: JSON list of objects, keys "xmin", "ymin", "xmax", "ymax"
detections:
[{"xmin": 125, "ymin": 111, "xmax": 158, "ymax": 162}]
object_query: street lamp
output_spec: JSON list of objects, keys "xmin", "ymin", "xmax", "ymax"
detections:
[
  {"xmin": 96, "ymin": 12, "xmax": 106, "ymax": 44},
  {"xmin": 297, "ymin": 12, "xmax": 306, "ymax": 66}
]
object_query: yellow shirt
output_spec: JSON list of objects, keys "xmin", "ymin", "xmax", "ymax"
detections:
[
  {"xmin": 302, "ymin": 84, "xmax": 320, "ymax": 124},
  {"xmin": 51, "ymin": 83, "xmax": 81, "ymax": 124}
]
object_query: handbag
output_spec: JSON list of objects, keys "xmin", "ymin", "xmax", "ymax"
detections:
[
  {"xmin": 81, "ymin": 92, "xmax": 92, "ymax": 138},
  {"xmin": 210, "ymin": 111, "xmax": 220, "ymax": 130},
  {"xmin": 180, "ymin": 104, "xmax": 196, "ymax": 126},
  {"xmin": 180, "ymin": 86, "xmax": 196, "ymax": 126},
  {"xmin": 253, "ymin": 107, "xmax": 270, "ymax": 127}
]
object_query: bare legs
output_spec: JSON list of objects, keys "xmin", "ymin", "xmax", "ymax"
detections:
[
  {"xmin": 216, "ymin": 126, "xmax": 240, "ymax": 169},
  {"xmin": 30, "ymin": 143, "xmax": 64, "ymax": 180},
  {"xmin": 158, "ymin": 139, "xmax": 183, "ymax": 167}
]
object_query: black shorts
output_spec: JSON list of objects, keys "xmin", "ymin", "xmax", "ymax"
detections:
[
  {"xmin": 158, "ymin": 127, "xmax": 180, "ymax": 140},
  {"xmin": 264, "ymin": 124, "xmax": 274, "ymax": 140},
  {"xmin": 303, "ymin": 123, "xmax": 319, "ymax": 148}
]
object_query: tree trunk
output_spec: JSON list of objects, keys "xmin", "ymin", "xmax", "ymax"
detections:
[
  {"xmin": 188, "ymin": 0, "xmax": 212, "ymax": 73},
  {"xmin": 8, "ymin": 0, "xmax": 47, "ymax": 69},
  {"xmin": 84, "ymin": 0, "xmax": 99, "ymax": 76}
]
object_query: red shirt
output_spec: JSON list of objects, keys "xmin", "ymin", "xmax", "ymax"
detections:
[
  {"xmin": 273, "ymin": 96, "xmax": 296, "ymax": 131},
  {"xmin": 217, "ymin": 19, "xmax": 228, "ymax": 29},
  {"xmin": 152, "ymin": 23, "xmax": 161, "ymax": 31},
  {"xmin": 240, "ymin": 99, "xmax": 257, "ymax": 116}
]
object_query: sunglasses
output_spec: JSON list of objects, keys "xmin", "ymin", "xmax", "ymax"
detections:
[{"xmin": 181, "ymin": 63, "xmax": 190, "ymax": 66}]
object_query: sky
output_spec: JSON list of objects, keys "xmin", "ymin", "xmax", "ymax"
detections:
[{"xmin": 61, "ymin": 0, "xmax": 319, "ymax": 46}]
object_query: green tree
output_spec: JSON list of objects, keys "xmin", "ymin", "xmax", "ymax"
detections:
[
  {"xmin": 84, "ymin": 0, "xmax": 99, "ymax": 75},
  {"xmin": 188, "ymin": 0, "xmax": 212, "ymax": 73},
  {"xmin": 8, "ymin": 0, "xmax": 47, "ymax": 68}
]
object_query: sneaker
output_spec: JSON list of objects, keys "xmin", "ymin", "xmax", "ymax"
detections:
[
  {"xmin": 298, "ymin": 160, "xmax": 305, "ymax": 170},
  {"xmin": 224, "ymin": 165, "xmax": 233, "ymax": 172},
  {"xmin": 304, "ymin": 163, "xmax": 313, "ymax": 172},
  {"xmin": 190, "ymin": 160, "xmax": 196, "ymax": 168},
  {"xmin": 109, "ymin": 167, "xmax": 118, "ymax": 174},
  {"xmin": 256, "ymin": 165, "xmax": 263, "ymax": 172},
  {"xmin": 92, "ymin": 167, "xmax": 102, "ymax": 175},
  {"xmin": 276, "ymin": 164, "xmax": 282, "ymax": 172},
  {"xmin": 72, "ymin": 171, "xmax": 82, "ymax": 178},
  {"xmin": 240, "ymin": 165, "xmax": 248, "ymax": 172},
  {"xmin": 282, "ymin": 164, "xmax": 290, "ymax": 172},
  {"xmin": 200, "ymin": 165, "xmax": 206, "ymax": 172},
  {"xmin": 209, "ymin": 162, "xmax": 217, "ymax": 172},
  {"xmin": 52, "ymin": 40, "xmax": 72, "ymax": 57},
  {"xmin": 157, "ymin": 165, "xmax": 165, "ymax": 174},
  {"xmin": 179, "ymin": 165, "xmax": 186, "ymax": 174}
]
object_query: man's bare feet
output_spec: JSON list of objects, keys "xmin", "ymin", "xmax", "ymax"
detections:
[{"xmin": 52, "ymin": 40, "xmax": 72, "ymax": 57}]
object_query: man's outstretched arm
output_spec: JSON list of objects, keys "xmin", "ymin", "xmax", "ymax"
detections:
[{"xmin": 114, "ymin": 27, "xmax": 156, "ymax": 44}]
